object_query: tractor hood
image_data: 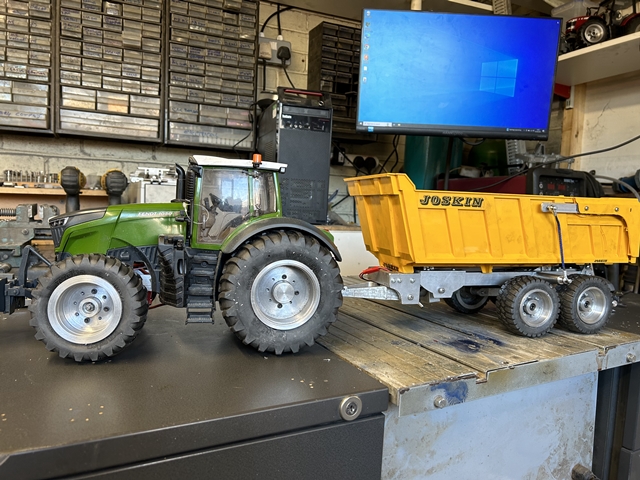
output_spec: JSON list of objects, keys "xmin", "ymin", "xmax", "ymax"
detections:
[
  {"xmin": 51, "ymin": 203, "xmax": 185, "ymax": 256},
  {"xmin": 50, "ymin": 208, "xmax": 107, "ymax": 248}
]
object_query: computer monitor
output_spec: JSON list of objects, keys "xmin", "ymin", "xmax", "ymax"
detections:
[{"xmin": 356, "ymin": 10, "xmax": 562, "ymax": 140}]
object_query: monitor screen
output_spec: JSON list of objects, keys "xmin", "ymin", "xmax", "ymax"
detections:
[{"xmin": 356, "ymin": 10, "xmax": 561, "ymax": 140}]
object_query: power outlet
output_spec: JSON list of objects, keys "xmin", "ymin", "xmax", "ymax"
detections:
[{"xmin": 258, "ymin": 36, "xmax": 292, "ymax": 66}]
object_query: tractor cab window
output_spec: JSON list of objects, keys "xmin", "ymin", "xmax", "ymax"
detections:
[
  {"xmin": 198, "ymin": 169, "xmax": 250, "ymax": 243},
  {"xmin": 252, "ymin": 172, "xmax": 277, "ymax": 216}
]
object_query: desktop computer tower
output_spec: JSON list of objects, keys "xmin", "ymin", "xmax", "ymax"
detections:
[{"xmin": 256, "ymin": 88, "xmax": 332, "ymax": 224}]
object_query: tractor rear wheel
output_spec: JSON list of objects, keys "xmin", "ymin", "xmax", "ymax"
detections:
[
  {"xmin": 558, "ymin": 275, "xmax": 613, "ymax": 333},
  {"xmin": 626, "ymin": 17, "xmax": 640, "ymax": 35},
  {"xmin": 444, "ymin": 287, "xmax": 489, "ymax": 314},
  {"xmin": 496, "ymin": 276, "xmax": 559, "ymax": 337},
  {"xmin": 29, "ymin": 254, "xmax": 148, "ymax": 362},
  {"xmin": 579, "ymin": 18, "xmax": 609, "ymax": 47},
  {"xmin": 218, "ymin": 230, "xmax": 343, "ymax": 354}
]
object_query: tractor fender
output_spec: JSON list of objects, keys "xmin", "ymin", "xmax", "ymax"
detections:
[{"xmin": 221, "ymin": 217, "xmax": 342, "ymax": 262}]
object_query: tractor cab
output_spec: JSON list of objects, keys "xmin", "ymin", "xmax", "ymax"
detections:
[{"xmin": 185, "ymin": 155, "xmax": 287, "ymax": 247}]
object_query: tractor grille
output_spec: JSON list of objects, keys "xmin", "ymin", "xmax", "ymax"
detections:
[{"xmin": 49, "ymin": 217, "xmax": 68, "ymax": 247}]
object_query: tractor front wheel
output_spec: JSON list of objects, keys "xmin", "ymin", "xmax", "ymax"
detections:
[
  {"xmin": 29, "ymin": 254, "xmax": 148, "ymax": 362},
  {"xmin": 579, "ymin": 18, "xmax": 609, "ymax": 47},
  {"xmin": 218, "ymin": 231, "xmax": 343, "ymax": 354}
]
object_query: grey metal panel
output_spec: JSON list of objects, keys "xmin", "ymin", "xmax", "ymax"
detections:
[
  {"xmin": 622, "ymin": 363, "xmax": 640, "ymax": 451},
  {"xmin": 71, "ymin": 415, "xmax": 385, "ymax": 480},
  {"xmin": 382, "ymin": 373, "xmax": 597, "ymax": 480},
  {"xmin": 593, "ymin": 367, "xmax": 624, "ymax": 480},
  {"xmin": 617, "ymin": 448, "xmax": 640, "ymax": 480},
  {"xmin": 0, "ymin": 308, "xmax": 388, "ymax": 480}
]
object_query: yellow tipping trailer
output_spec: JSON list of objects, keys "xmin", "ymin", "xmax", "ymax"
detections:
[{"xmin": 343, "ymin": 173, "xmax": 640, "ymax": 337}]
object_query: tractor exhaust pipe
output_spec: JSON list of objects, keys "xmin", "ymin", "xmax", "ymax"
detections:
[{"xmin": 174, "ymin": 164, "xmax": 186, "ymax": 201}]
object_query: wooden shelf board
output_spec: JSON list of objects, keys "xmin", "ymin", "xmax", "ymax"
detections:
[{"xmin": 557, "ymin": 32, "xmax": 640, "ymax": 86}]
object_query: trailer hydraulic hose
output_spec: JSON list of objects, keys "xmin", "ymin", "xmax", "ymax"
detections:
[{"xmin": 549, "ymin": 205, "xmax": 566, "ymax": 270}]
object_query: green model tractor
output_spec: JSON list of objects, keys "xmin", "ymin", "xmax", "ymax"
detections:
[{"xmin": 1, "ymin": 155, "xmax": 343, "ymax": 362}]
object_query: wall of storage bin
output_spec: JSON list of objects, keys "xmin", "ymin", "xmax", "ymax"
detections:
[
  {"xmin": 0, "ymin": 0, "xmax": 52, "ymax": 131},
  {"xmin": 0, "ymin": 0, "xmax": 258, "ymax": 149}
]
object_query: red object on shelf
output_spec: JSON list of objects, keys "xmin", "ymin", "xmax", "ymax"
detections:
[
  {"xmin": 554, "ymin": 83, "xmax": 571, "ymax": 99},
  {"xmin": 436, "ymin": 175, "xmax": 527, "ymax": 194}
]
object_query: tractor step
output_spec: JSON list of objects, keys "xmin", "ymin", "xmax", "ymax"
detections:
[
  {"xmin": 187, "ymin": 300, "xmax": 214, "ymax": 308},
  {"xmin": 184, "ymin": 250, "xmax": 218, "ymax": 325},
  {"xmin": 185, "ymin": 313, "xmax": 214, "ymax": 324},
  {"xmin": 188, "ymin": 285, "xmax": 213, "ymax": 296}
]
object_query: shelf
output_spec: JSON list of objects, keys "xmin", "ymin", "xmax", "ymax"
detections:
[
  {"xmin": 0, "ymin": 187, "xmax": 106, "ymax": 196},
  {"xmin": 277, "ymin": 0, "xmax": 492, "ymax": 19},
  {"xmin": 556, "ymin": 31, "xmax": 640, "ymax": 86}
]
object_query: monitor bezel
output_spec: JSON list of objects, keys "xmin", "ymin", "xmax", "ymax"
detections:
[{"xmin": 355, "ymin": 10, "xmax": 562, "ymax": 141}]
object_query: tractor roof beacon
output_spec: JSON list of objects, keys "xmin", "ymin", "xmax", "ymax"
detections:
[{"xmin": 2, "ymin": 155, "xmax": 343, "ymax": 362}]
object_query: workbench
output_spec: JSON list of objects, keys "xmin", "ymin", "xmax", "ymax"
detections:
[
  {"xmin": 4, "ymin": 284, "xmax": 640, "ymax": 479},
  {"xmin": 0, "ymin": 308, "xmax": 388, "ymax": 480},
  {"xmin": 317, "ymin": 282, "xmax": 640, "ymax": 479}
]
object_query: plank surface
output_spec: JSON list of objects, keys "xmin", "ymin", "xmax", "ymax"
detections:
[{"xmin": 322, "ymin": 278, "xmax": 640, "ymax": 412}]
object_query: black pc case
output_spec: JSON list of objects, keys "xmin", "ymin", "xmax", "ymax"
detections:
[{"xmin": 257, "ymin": 88, "xmax": 332, "ymax": 224}]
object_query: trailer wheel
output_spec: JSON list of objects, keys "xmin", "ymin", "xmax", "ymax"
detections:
[
  {"xmin": 496, "ymin": 276, "xmax": 559, "ymax": 337},
  {"xmin": 558, "ymin": 275, "xmax": 613, "ymax": 334},
  {"xmin": 444, "ymin": 287, "xmax": 489, "ymax": 314},
  {"xmin": 29, "ymin": 254, "xmax": 148, "ymax": 362},
  {"xmin": 218, "ymin": 231, "xmax": 343, "ymax": 355},
  {"xmin": 579, "ymin": 18, "xmax": 608, "ymax": 47}
]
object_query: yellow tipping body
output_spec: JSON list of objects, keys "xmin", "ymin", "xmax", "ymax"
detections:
[{"xmin": 345, "ymin": 174, "xmax": 640, "ymax": 274}]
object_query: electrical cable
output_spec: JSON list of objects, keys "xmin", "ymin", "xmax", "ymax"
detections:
[
  {"xmin": 276, "ymin": 4, "xmax": 282, "ymax": 35},
  {"xmin": 259, "ymin": 5, "xmax": 295, "ymax": 93},
  {"xmin": 561, "ymin": 133, "xmax": 640, "ymax": 163},
  {"xmin": 390, "ymin": 134, "xmax": 401, "ymax": 172},
  {"xmin": 331, "ymin": 141, "xmax": 371, "ymax": 176},
  {"xmin": 378, "ymin": 135, "xmax": 400, "ymax": 173},
  {"xmin": 470, "ymin": 133, "xmax": 640, "ymax": 192},
  {"xmin": 282, "ymin": 64, "xmax": 297, "ymax": 89},
  {"xmin": 260, "ymin": 5, "xmax": 293, "ymax": 33},
  {"xmin": 232, "ymin": 112, "xmax": 254, "ymax": 155},
  {"xmin": 594, "ymin": 174, "xmax": 640, "ymax": 201}
]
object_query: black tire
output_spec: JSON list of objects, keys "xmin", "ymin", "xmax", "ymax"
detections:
[
  {"xmin": 626, "ymin": 17, "xmax": 640, "ymax": 35},
  {"xmin": 218, "ymin": 230, "xmax": 343, "ymax": 355},
  {"xmin": 443, "ymin": 287, "xmax": 489, "ymax": 314},
  {"xmin": 579, "ymin": 18, "xmax": 609, "ymax": 47},
  {"xmin": 558, "ymin": 275, "xmax": 613, "ymax": 333},
  {"xmin": 496, "ymin": 276, "xmax": 559, "ymax": 337},
  {"xmin": 29, "ymin": 254, "xmax": 148, "ymax": 362}
]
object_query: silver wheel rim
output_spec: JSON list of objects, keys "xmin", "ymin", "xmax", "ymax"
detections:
[
  {"xmin": 519, "ymin": 288, "xmax": 554, "ymax": 328},
  {"xmin": 251, "ymin": 260, "xmax": 321, "ymax": 330},
  {"xmin": 48, "ymin": 275, "xmax": 122, "ymax": 344},
  {"xmin": 455, "ymin": 288, "xmax": 487, "ymax": 309},
  {"xmin": 585, "ymin": 24, "xmax": 605, "ymax": 43},
  {"xmin": 576, "ymin": 286, "xmax": 607, "ymax": 325}
]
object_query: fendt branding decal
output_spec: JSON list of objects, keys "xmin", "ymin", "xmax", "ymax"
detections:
[
  {"xmin": 420, "ymin": 195, "xmax": 484, "ymax": 208},
  {"xmin": 136, "ymin": 211, "xmax": 178, "ymax": 217}
]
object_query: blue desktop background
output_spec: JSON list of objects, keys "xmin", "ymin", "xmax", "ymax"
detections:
[{"xmin": 357, "ymin": 11, "xmax": 561, "ymax": 132}]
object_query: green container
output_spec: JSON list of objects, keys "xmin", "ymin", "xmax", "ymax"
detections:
[{"xmin": 403, "ymin": 136, "xmax": 463, "ymax": 190}]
